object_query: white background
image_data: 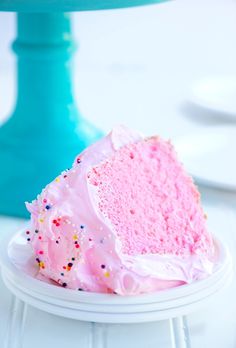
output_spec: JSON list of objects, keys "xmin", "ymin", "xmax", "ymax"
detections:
[{"xmin": 1, "ymin": 0, "xmax": 236, "ymax": 137}]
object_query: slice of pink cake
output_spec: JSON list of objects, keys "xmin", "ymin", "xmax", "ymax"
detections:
[{"xmin": 26, "ymin": 126, "xmax": 215, "ymax": 295}]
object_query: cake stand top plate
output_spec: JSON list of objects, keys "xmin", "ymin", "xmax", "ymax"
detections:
[{"xmin": 0, "ymin": 0, "xmax": 169, "ymax": 12}]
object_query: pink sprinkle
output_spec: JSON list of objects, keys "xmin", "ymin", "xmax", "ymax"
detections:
[
  {"xmin": 39, "ymin": 250, "xmax": 44, "ymax": 255},
  {"xmin": 130, "ymin": 152, "xmax": 134, "ymax": 159}
]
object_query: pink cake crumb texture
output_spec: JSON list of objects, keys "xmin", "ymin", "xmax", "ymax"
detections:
[{"xmin": 88, "ymin": 136, "xmax": 211, "ymax": 257}]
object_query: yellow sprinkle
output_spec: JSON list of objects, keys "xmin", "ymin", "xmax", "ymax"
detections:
[
  {"xmin": 39, "ymin": 218, "xmax": 44, "ymax": 223},
  {"xmin": 73, "ymin": 235, "xmax": 78, "ymax": 240},
  {"xmin": 104, "ymin": 271, "xmax": 110, "ymax": 278},
  {"xmin": 39, "ymin": 261, "xmax": 45, "ymax": 268},
  {"xmin": 55, "ymin": 177, "xmax": 60, "ymax": 183}
]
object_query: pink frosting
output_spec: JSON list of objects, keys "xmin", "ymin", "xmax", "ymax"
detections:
[{"xmin": 26, "ymin": 126, "xmax": 215, "ymax": 295}]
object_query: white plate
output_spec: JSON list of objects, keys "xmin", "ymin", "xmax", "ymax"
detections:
[
  {"xmin": 174, "ymin": 126, "xmax": 236, "ymax": 191},
  {"xmin": 0, "ymin": 226, "xmax": 233, "ymax": 323},
  {"xmin": 191, "ymin": 76, "xmax": 236, "ymax": 119}
]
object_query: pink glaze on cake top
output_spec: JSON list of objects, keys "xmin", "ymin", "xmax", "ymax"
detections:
[{"xmin": 26, "ymin": 126, "xmax": 216, "ymax": 296}]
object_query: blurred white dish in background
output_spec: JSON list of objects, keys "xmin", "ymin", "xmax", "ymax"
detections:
[
  {"xmin": 174, "ymin": 126, "xmax": 236, "ymax": 191},
  {"xmin": 191, "ymin": 77, "xmax": 236, "ymax": 120}
]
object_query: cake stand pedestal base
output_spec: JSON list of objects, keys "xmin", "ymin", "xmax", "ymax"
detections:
[
  {"xmin": 0, "ymin": 13, "xmax": 102, "ymax": 218},
  {"xmin": 4, "ymin": 296, "xmax": 191, "ymax": 348}
]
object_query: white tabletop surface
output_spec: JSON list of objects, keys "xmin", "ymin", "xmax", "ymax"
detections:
[{"xmin": 1, "ymin": 0, "xmax": 236, "ymax": 347}]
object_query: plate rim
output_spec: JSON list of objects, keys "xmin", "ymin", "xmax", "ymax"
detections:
[{"xmin": 0, "ymin": 225, "xmax": 232, "ymax": 306}]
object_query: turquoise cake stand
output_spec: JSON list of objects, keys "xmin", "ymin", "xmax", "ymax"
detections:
[{"xmin": 0, "ymin": 0, "xmax": 168, "ymax": 218}]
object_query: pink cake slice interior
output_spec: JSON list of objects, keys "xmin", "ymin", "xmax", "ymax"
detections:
[{"xmin": 88, "ymin": 136, "xmax": 212, "ymax": 258}]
